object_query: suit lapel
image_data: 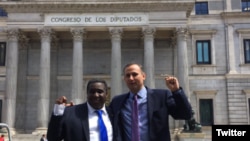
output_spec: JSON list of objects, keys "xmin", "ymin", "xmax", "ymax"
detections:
[
  {"xmin": 78, "ymin": 103, "xmax": 90, "ymax": 141},
  {"xmin": 115, "ymin": 93, "xmax": 129, "ymax": 113},
  {"xmin": 147, "ymin": 88, "xmax": 155, "ymax": 123},
  {"xmin": 106, "ymin": 106, "xmax": 113, "ymax": 120}
]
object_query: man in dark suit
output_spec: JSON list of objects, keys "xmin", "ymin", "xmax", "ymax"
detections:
[
  {"xmin": 109, "ymin": 63, "xmax": 192, "ymax": 141},
  {"xmin": 40, "ymin": 134, "xmax": 47, "ymax": 141},
  {"xmin": 47, "ymin": 79, "xmax": 113, "ymax": 141}
]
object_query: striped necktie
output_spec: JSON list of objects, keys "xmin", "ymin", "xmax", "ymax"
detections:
[{"xmin": 96, "ymin": 110, "xmax": 108, "ymax": 141}]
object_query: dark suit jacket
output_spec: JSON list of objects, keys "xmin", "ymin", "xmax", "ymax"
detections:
[
  {"xmin": 109, "ymin": 87, "xmax": 192, "ymax": 141},
  {"xmin": 47, "ymin": 103, "xmax": 113, "ymax": 141}
]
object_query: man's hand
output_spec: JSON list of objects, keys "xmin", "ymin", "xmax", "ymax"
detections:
[
  {"xmin": 165, "ymin": 76, "xmax": 180, "ymax": 92},
  {"xmin": 55, "ymin": 96, "xmax": 73, "ymax": 106}
]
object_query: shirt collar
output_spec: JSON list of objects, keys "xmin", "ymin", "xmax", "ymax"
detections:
[
  {"xmin": 87, "ymin": 102, "xmax": 107, "ymax": 115},
  {"xmin": 129, "ymin": 86, "xmax": 147, "ymax": 99}
]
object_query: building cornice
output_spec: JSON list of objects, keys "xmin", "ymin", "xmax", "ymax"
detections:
[
  {"xmin": 189, "ymin": 29, "xmax": 217, "ymax": 35},
  {"xmin": 221, "ymin": 12, "xmax": 250, "ymax": 19},
  {"xmin": 0, "ymin": 1, "xmax": 195, "ymax": 16},
  {"xmin": 236, "ymin": 28, "xmax": 250, "ymax": 34}
]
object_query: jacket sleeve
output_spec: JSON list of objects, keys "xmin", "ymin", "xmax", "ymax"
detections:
[
  {"xmin": 168, "ymin": 88, "xmax": 192, "ymax": 120},
  {"xmin": 47, "ymin": 113, "xmax": 63, "ymax": 141}
]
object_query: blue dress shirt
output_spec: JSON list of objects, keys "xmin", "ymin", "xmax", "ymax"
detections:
[{"xmin": 121, "ymin": 86, "xmax": 149, "ymax": 141}]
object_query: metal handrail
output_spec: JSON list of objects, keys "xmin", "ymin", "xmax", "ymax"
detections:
[{"xmin": 0, "ymin": 123, "xmax": 12, "ymax": 141}]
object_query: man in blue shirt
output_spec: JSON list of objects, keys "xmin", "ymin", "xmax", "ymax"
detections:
[{"xmin": 110, "ymin": 63, "xmax": 192, "ymax": 141}]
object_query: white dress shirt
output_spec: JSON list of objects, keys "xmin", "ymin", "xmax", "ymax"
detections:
[
  {"xmin": 87, "ymin": 102, "xmax": 113, "ymax": 141},
  {"xmin": 53, "ymin": 103, "xmax": 113, "ymax": 141}
]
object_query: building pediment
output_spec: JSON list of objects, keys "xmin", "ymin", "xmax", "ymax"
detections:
[{"xmin": 0, "ymin": 0, "xmax": 195, "ymax": 17}]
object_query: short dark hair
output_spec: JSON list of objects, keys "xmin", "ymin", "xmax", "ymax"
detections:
[
  {"xmin": 86, "ymin": 79, "xmax": 108, "ymax": 93},
  {"xmin": 123, "ymin": 63, "xmax": 144, "ymax": 74}
]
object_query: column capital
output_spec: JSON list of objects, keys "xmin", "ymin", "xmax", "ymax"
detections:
[
  {"xmin": 19, "ymin": 33, "xmax": 30, "ymax": 50},
  {"xmin": 142, "ymin": 27, "xmax": 156, "ymax": 36},
  {"xmin": 225, "ymin": 23, "xmax": 234, "ymax": 27},
  {"xmin": 7, "ymin": 28, "xmax": 20, "ymax": 42},
  {"xmin": 38, "ymin": 27, "xmax": 53, "ymax": 42},
  {"xmin": 176, "ymin": 27, "xmax": 188, "ymax": 34},
  {"xmin": 176, "ymin": 27, "xmax": 189, "ymax": 41},
  {"xmin": 142, "ymin": 27, "xmax": 155, "ymax": 42},
  {"xmin": 109, "ymin": 27, "xmax": 123, "ymax": 39},
  {"xmin": 70, "ymin": 28, "xmax": 85, "ymax": 41}
]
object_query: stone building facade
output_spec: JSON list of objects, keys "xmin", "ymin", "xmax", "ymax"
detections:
[{"xmin": 0, "ymin": 0, "xmax": 249, "ymax": 137}]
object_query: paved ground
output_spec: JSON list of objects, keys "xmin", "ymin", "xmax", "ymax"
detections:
[{"xmin": 9, "ymin": 127, "xmax": 212, "ymax": 141}]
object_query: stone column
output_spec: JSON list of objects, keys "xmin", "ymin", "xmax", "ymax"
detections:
[
  {"xmin": 109, "ymin": 27, "xmax": 123, "ymax": 97},
  {"xmin": 142, "ymin": 27, "xmax": 156, "ymax": 88},
  {"xmin": 4, "ymin": 28, "xmax": 20, "ymax": 133},
  {"xmin": 176, "ymin": 27, "xmax": 190, "ymax": 97},
  {"xmin": 16, "ymin": 33, "xmax": 29, "ymax": 131},
  {"xmin": 225, "ymin": 0, "xmax": 232, "ymax": 12},
  {"xmin": 71, "ymin": 28, "xmax": 84, "ymax": 104},
  {"xmin": 171, "ymin": 33, "xmax": 182, "ymax": 130},
  {"xmin": 50, "ymin": 34, "xmax": 59, "ymax": 112},
  {"xmin": 36, "ymin": 27, "xmax": 52, "ymax": 133},
  {"xmin": 176, "ymin": 27, "xmax": 190, "ymax": 130},
  {"xmin": 226, "ymin": 24, "xmax": 237, "ymax": 74}
]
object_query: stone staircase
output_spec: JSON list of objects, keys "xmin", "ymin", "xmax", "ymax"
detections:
[
  {"xmin": 203, "ymin": 126, "xmax": 212, "ymax": 141},
  {"xmin": 170, "ymin": 126, "xmax": 212, "ymax": 141},
  {"xmin": 12, "ymin": 134, "xmax": 40, "ymax": 141}
]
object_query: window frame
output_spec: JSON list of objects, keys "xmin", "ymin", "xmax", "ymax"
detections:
[
  {"xmin": 243, "ymin": 89, "xmax": 250, "ymax": 124},
  {"xmin": 242, "ymin": 0, "xmax": 250, "ymax": 12},
  {"xmin": 190, "ymin": 30, "xmax": 217, "ymax": 75},
  {"xmin": 243, "ymin": 39, "xmax": 250, "ymax": 63},
  {"xmin": 0, "ymin": 42, "xmax": 6, "ymax": 66},
  {"xmin": 0, "ymin": 8, "xmax": 7, "ymax": 17},
  {"xmin": 236, "ymin": 29, "xmax": 250, "ymax": 64},
  {"xmin": 196, "ymin": 40, "xmax": 211, "ymax": 64},
  {"xmin": 195, "ymin": 1, "xmax": 209, "ymax": 15}
]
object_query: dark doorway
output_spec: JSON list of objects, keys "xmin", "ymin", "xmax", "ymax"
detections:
[{"xmin": 199, "ymin": 99, "xmax": 213, "ymax": 126}]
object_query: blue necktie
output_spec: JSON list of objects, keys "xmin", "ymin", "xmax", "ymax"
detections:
[
  {"xmin": 96, "ymin": 110, "xmax": 108, "ymax": 141},
  {"xmin": 132, "ymin": 94, "xmax": 140, "ymax": 141}
]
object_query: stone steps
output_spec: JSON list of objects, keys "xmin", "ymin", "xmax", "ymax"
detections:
[
  {"xmin": 12, "ymin": 134, "xmax": 41, "ymax": 141},
  {"xmin": 9, "ymin": 129, "xmax": 212, "ymax": 141}
]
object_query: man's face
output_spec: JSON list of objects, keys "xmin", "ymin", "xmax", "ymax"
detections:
[
  {"xmin": 124, "ymin": 64, "xmax": 146, "ymax": 94},
  {"xmin": 87, "ymin": 82, "xmax": 107, "ymax": 109}
]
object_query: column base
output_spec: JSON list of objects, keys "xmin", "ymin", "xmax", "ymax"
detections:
[
  {"xmin": 228, "ymin": 70, "xmax": 238, "ymax": 74},
  {"xmin": 32, "ymin": 127, "xmax": 47, "ymax": 136}
]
